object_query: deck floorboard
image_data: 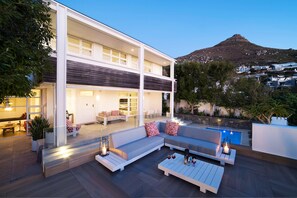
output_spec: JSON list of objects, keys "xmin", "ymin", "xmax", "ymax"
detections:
[{"xmin": 0, "ymin": 135, "xmax": 297, "ymax": 197}]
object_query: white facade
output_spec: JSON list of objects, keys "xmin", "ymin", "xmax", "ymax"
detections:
[{"xmin": 42, "ymin": 1, "xmax": 175, "ymax": 146}]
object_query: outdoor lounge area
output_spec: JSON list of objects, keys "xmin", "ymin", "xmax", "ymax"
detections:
[
  {"xmin": 1, "ymin": 0, "xmax": 297, "ymax": 197},
  {"xmin": 0, "ymin": 134, "xmax": 297, "ymax": 197}
]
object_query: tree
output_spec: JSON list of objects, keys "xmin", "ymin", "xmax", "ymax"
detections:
[
  {"xmin": 175, "ymin": 62, "xmax": 201, "ymax": 114},
  {"xmin": 203, "ymin": 61, "xmax": 235, "ymax": 115},
  {"xmin": 0, "ymin": 0, "xmax": 53, "ymax": 103},
  {"xmin": 222, "ymin": 77, "xmax": 266, "ymax": 113},
  {"xmin": 175, "ymin": 61, "xmax": 235, "ymax": 115},
  {"xmin": 225, "ymin": 78, "xmax": 293, "ymax": 124}
]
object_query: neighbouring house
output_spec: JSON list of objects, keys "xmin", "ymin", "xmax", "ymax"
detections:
[{"xmin": 0, "ymin": 0, "xmax": 175, "ymax": 147}]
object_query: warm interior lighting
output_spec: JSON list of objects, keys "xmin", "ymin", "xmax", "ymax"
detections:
[
  {"xmin": 130, "ymin": 48, "xmax": 135, "ymax": 52},
  {"xmin": 80, "ymin": 91, "xmax": 93, "ymax": 96},
  {"xmin": 4, "ymin": 98, "xmax": 13, "ymax": 111}
]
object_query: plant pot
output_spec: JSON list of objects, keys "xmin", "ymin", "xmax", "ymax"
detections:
[
  {"xmin": 45, "ymin": 132, "xmax": 55, "ymax": 147},
  {"xmin": 32, "ymin": 139, "xmax": 38, "ymax": 151}
]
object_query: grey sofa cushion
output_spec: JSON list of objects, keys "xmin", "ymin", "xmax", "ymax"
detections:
[
  {"xmin": 157, "ymin": 132, "xmax": 170, "ymax": 138},
  {"xmin": 178, "ymin": 125, "xmax": 221, "ymax": 145},
  {"xmin": 165, "ymin": 135, "xmax": 219, "ymax": 156},
  {"xmin": 157, "ymin": 122, "xmax": 166, "ymax": 133},
  {"xmin": 110, "ymin": 136, "xmax": 164, "ymax": 160},
  {"xmin": 110, "ymin": 126, "xmax": 146, "ymax": 148}
]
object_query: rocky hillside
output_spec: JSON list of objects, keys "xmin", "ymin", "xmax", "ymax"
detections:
[{"xmin": 177, "ymin": 34, "xmax": 297, "ymax": 66}]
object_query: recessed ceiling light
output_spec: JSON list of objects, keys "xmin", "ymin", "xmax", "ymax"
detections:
[{"xmin": 131, "ymin": 48, "xmax": 135, "ymax": 52}]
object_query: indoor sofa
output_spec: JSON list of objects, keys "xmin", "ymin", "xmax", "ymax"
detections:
[{"xmin": 96, "ymin": 110, "xmax": 128, "ymax": 126}]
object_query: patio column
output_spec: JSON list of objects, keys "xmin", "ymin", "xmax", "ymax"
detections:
[
  {"xmin": 170, "ymin": 61, "xmax": 175, "ymax": 119},
  {"xmin": 138, "ymin": 45, "xmax": 144, "ymax": 126},
  {"xmin": 55, "ymin": 4, "xmax": 67, "ymax": 146}
]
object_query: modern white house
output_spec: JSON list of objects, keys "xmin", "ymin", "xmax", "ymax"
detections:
[
  {"xmin": 44, "ymin": 0, "xmax": 175, "ymax": 146},
  {"xmin": 0, "ymin": 0, "xmax": 175, "ymax": 147}
]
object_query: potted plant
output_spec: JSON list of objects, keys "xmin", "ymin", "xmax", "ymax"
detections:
[{"xmin": 29, "ymin": 116, "xmax": 50, "ymax": 151}]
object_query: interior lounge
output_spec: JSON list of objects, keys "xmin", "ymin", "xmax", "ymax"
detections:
[{"xmin": 0, "ymin": 89, "xmax": 42, "ymax": 137}]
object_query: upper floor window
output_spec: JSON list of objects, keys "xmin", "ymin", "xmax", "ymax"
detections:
[
  {"xmin": 131, "ymin": 56, "xmax": 138, "ymax": 69},
  {"xmin": 144, "ymin": 60, "xmax": 153, "ymax": 73},
  {"xmin": 103, "ymin": 46, "xmax": 127, "ymax": 66},
  {"xmin": 68, "ymin": 36, "xmax": 92, "ymax": 56}
]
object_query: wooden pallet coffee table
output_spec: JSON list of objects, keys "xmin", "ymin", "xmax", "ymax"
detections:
[{"xmin": 158, "ymin": 153, "xmax": 224, "ymax": 194}]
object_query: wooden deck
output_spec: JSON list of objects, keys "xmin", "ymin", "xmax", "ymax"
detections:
[{"xmin": 0, "ymin": 135, "xmax": 297, "ymax": 197}]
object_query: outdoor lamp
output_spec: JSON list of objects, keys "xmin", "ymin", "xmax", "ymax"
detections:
[
  {"xmin": 100, "ymin": 136, "xmax": 109, "ymax": 156},
  {"xmin": 102, "ymin": 143, "xmax": 107, "ymax": 155},
  {"xmin": 223, "ymin": 142, "xmax": 230, "ymax": 154}
]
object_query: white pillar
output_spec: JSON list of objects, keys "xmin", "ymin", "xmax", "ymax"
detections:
[
  {"xmin": 55, "ymin": 4, "xmax": 67, "ymax": 146},
  {"xmin": 170, "ymin": 61, "xmax": 175, "ymax": 119},
  {"xmin": 138, "ymin": 45, "xmax": 144, "ymax": 126}
]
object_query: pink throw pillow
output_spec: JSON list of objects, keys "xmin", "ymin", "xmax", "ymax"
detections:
[
  {"xmin": 111, "ymin": 110, "xmax": 119, "ymax": 116},
  {"xmin": 145, "ymin": 122, "xmax": 160, "ymax": 137},
  {"xmin": 165, "ymin": 121, "xmax": 179, "ymax": 136}
]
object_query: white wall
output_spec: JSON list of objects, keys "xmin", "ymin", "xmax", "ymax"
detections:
[
  {"xmin": 66, "ymin": 89, "xmax": 76, "ymax": 117},
  {"xmin": 96, "ymin": 90, "xmax": 119, "ymax": 113},
  {"xmin": 152, "ymin": 63, "xmax": 162, "ymax": 76},
  {"xmin": 144, "ymin": 92, "xmax": 162, "ymax": 115},
  {"xmin": 74, "ymin": 89, "xmax": 96, "ymax": 124},
  {"xmin": 252, "ymin": 123, "xmax": 297, "ymax": 160},
  {"xmin": 176, "ymin": 100, "xmax": 241, "ymax": 116}
]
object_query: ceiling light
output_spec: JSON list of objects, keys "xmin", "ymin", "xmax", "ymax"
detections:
[{"xmin": 131, "ymin": 48, "xmax": 135, "ymax": 52}]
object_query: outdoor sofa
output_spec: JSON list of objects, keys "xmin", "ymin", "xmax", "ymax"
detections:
[{"xmin": 99, "ymin": 121, "xmax": 223, "ymax": 171}]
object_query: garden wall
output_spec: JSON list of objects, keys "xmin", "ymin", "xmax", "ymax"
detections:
[
  {"xmin": 252, "ymin": 123, "xmax": 297, "ymax": 160},
  {"xmin": 175, "ymin": 114, "xmax": 253, "ymax": 130}
]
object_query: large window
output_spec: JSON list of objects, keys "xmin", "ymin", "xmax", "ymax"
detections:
[
  {"xmin": 103, "ymin": 46, "xmax": 127, "ymax": 66},
  {"xmin": 144, "ymin": 60, "xmax": 153, "ymax": 73},
  {"xmin": 68, "ymin": 36, "xmax": 92, "ymax": 56},
  {"xmin": 131, "ymin": 56, "xmax": 138, "ymax": 69}
]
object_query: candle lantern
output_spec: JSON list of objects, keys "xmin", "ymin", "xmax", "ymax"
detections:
[
  {"xmin": 223, "ymin": 142, "xmax": 230, "ymax": 155},
  {"xmin": 99, "ymin": 135, "xmax": 109, "ymax": 156}
]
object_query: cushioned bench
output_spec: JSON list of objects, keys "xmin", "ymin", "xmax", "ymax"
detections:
[
  {"xmin": 157, "ymin": 122, "xmax": 221, "ymax": 156},
  {"xmin": 101, "ymin": 126, "xmax": 164, "ymax": 171}
]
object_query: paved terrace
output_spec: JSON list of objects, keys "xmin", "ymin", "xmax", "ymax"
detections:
[{"xmin": 0, "ymin": 135, "xmax": 297, "ymax": 197}]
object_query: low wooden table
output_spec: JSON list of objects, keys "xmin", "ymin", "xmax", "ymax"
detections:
[
  {"xmin": 95, "ymin": 152, "xmax": 127, "ymax": 172},
  {"xmin": 1, "ymin": 124, "xmax": 16, "ymax": 135},
  {"xmin": 158, "ymin": 153, "xmax": 224, "ymax": 194}
]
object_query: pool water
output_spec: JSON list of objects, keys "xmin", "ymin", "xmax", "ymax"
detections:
[{"xmin": 206, "ymin": 127, "xmax": 241, "ymax": 145}]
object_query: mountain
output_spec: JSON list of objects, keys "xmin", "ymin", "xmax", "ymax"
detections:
[{"xmin": 176, "ymin": 34, "xmax": 297, "ymax": 66}]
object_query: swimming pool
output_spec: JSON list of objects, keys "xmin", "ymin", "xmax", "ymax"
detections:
[{"xmin": 206, "ymin": 127, "xmax": 241, "ymax": 145}]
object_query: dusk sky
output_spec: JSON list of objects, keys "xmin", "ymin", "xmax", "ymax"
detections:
[{"xmin": 57, "ymin": 0, "xmax": 297, "ymax": 58}]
